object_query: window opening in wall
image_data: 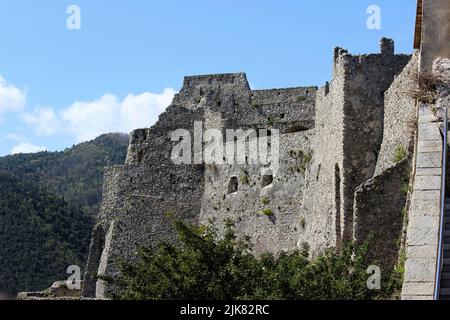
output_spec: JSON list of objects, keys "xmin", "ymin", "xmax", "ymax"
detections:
[
  {"xmin": 262, "ymin": 174, "xmax": 273, "ymax": 188},
  {"xmin": 228, "ymin": 177, "xmax": 238, "ymax": 194},
  {"xmin": 137, "ymin": 149, "xmax": 145, "ymax": 163}
]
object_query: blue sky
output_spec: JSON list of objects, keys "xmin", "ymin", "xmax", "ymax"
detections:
[{"xmin": 0, "ymin": 0, "xmax": 417, "ymax": 156}]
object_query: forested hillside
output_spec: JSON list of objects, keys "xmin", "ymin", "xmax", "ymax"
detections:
[
  {"xmin": 0, "ymin": 133, "xmax": 129, "ymax": 293},
  {"xmin": 0, "ymin": 133, "xmax": 129, "ymax": 216},
  {"xmin": 0, "ymin": 171, "xmax": 92, "ymax": 292}
]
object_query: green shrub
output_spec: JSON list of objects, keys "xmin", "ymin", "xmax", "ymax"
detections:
[
  {"xmin": 194, "ymin": 96, "xmax": 202, "ymax": 104},
  {"xmin": 261, "ymin": 208, "xmax": 274, "ymax": 216},
  {"xmin": 394, "ymin": 146, "xmax": 407, "ymax": 163},
  {"xmin": 240, "ymin": 174, "xmax": 249, "ymax": 185},
  {"xmin": 111, "ymin": 218, "xmax": 402, "ymax": 300},
  {"xmin": 300, "ymin": 217, "xmax": 306, "ymax": 229},
  {"xmin": 289, "ymin": 150, "xmax": 313, "ymax": 174}
]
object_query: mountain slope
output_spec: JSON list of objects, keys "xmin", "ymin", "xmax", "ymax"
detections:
[
  {"xmin": 0, "ymin": 133, "xmax": 129, "ymax": 292},
  {"xmin": 0, "ymin": 133, "xmax": 129, "ymax": 216},
  {"xmin": 0, "ymin": 171, "xmax": 93, "ymax": 292}
]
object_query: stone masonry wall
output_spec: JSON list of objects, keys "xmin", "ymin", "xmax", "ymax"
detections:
[
  {"xmin": 300, "ymin": 51, "xmax": 346, "ymax": 253},
  {"xmin": 375, "ymin": 51, "xmax": 419, "ymax": 175},
  {"xmin": 352, "ymin": 52, "xmax": 418, "ymax": 271},
  {"xmin": 84, "ymin": 39, "xmax": 419, "ymax": 298},
  {"xmin": 401, "ymin": 106, "xmax": 442, "ymax": 300},
  {"xmin": 84, "ymin": 72, "xmax": 318, "ymax": 297},
  {"xmin": 302, "ymin": 40, "xmax": 412, "ymax": 254},
  {"xmin": 402, "ymin": 58, "xmax": 450, "ymax": 300},
  {"xmin": 340, "ymin": 39, "xmax": 411, "ymax": 243},
  {"xmin": 419, "ymin": 0, "xmax": 450, "ymax": 70},
  {"xmin": 200, "ymin": 131, "xmax": 315, "ymax": 255},
  {"xmin": 353, "ymin": 158, "xmax": 411, "ymax": 269}
]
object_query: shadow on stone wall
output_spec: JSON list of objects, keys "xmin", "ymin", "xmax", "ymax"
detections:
[{"xmin": 353, "ymin": 157, "xmax": 411, "ymax": 270}]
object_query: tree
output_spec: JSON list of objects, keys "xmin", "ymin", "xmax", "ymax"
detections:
[{"xmin": 112, "ymin": 218, "xmax": 403, "ymax": 300}]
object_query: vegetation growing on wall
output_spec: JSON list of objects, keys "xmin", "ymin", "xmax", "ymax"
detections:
[
  {"xmin": 289, "ymin": 149, "xmax": 313, "ymax": 174},
  {"xmin": 408, "ymin": 71, "xmax": 448, "ymax": 105},
  {"xmin": 394, "ymin": 146, "xmax": 407, "ymax": 164}
]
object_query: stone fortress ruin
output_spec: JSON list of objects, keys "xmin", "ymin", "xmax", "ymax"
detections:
[{"xmin": 78, "ymin": 0, "xmax": 450, "ymax": 300}]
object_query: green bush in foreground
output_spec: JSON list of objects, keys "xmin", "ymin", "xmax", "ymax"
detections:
[{"xmin": 112, "ymin": 218, "xmax": 402, "ymax": 300}]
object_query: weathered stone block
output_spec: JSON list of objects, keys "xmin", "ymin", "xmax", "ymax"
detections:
[
  {"xmin": 416, "ymin": 152, "xmax": 442, "ymax": 169},
  {"xmin": 412, "ymin": 190, "xmax": 440, "ymax": 201},
  {"xmin": 406, "ymin": 227, "xmax": 439, "ymax": 247},
  {"xmin": 418, "ymin": 114, "xmax": 437, "ymax": 124},
  {"xmin": 413, "ymin": 176, "xmax": 441, "ymax": 190},
  {"xmin": 408, "ymin": 216, "xmax": 440, "ymax": 230},
  {"xmin": 402, "ymin": 282, "xmax": 435, "ymax": 296},
  {"xmin": 410, "ymin": 198, "xmax": 440, "ymax": 217},
  {"xmin": 401, "ymin": 294, "xmax": 434, "ymax": 300},
  {"xmin": 407, "ymin": 245, "xmax": 438, "ymax": 258},
  {"xmin": 415, "ymin": 168, "xmax": 441, "ymax": 176},
  {"xmin": 404, "ymin": 258, "xmax": 437, "ymax": 283},
  {"xmin": 418, "ymin": 123, "xmax": 441, "ymax": 141}
]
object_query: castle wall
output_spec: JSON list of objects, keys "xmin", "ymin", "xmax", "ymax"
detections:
[
  {"xmin": 84, "ymin": 39, "xmax": 419, "ymax": 298},
  {"xmin": 199, "ymin": 131, "xmax": 315, "ymax": 255},
  {"xmin": 419, "ymin": 0, "xmax": 450, "ymax": 70},
  {"xmin": 85, "ymin": 72, "xmax": 318, "ymax": 297},
  {"xmin": 402, "ymin": 58, "xmax": 450, "ymax": 300},
  {"xmin": 85, "ymin": 102, "xmax": 206, "ymax": 298},
  {"xmin": 375, "ymin": 52, "xmax": 419, "ymax": 175},
  {"xmin": 302, "ymin": 41, "xmax": 411, "ymax": 253},
  {"xmin": 352, "ymin": 52, "xmax": 418, "ymax": 271},
  {"xmin": 353, "ymin": 158, "xmax": 411, "ymax": 269},
  {"xmin": 300, "ymin": 55, "xmax": 346, "ymax": 253},
  {"xmin": 94, "ymin": 163, "xmax": 205, "ymax": 298},
  {"xmin": 340, "ymin": 42, "xmax": 411, "ymax": 243},
  {"xmin": 242, "ymin": 87, "xmax": 317, "ymax": 133}
]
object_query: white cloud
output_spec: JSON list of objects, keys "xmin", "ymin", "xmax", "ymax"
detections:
[
  {"xmin": 10, "ymin": 142, "xmax": 46, "ymax": 155},
  {"xmin": 61, "ymin": 94, "xmax": 121, "ymax": 142},
  {"xmin": 0, "ymin": 75, "xmax": 26, "ymax": 116},
  {"xmin": 23, "ymin": 106, "xmax": 60, "ymax": 136},
  {"xmin": 15, "ymin": 86, "xmax": 175, "ymax": 146},
  {"xmin": 120, "ymin": 89, "xmax": 175, "ymax": 134},
  {"xmin": 5, "ymin": 133, "xmax": 26, "ymax": 142}
]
